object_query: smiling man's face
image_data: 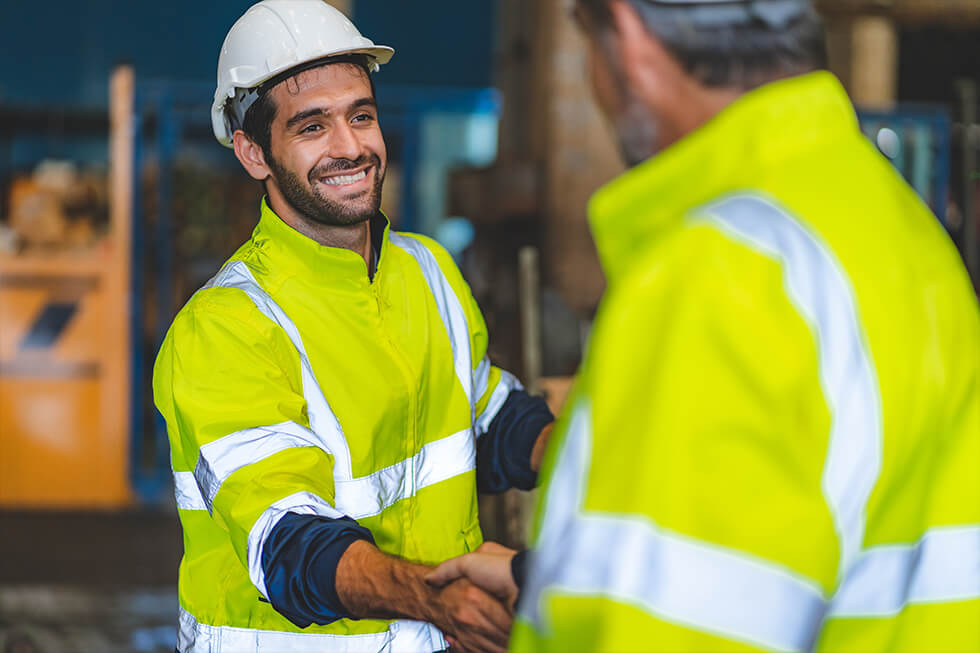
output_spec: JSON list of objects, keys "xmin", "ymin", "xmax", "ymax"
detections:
[{"xmin": 263, "ymin": 63, "xmax": 387, "ymax": 228}]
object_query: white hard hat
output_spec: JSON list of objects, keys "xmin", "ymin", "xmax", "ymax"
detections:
[{"xmin": 211, "ymin": 0, "xmax": 394, "ymax": 147}]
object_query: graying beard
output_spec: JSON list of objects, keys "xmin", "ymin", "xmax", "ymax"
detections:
[{"xmin": 616, "ymin": 95, "xmax": 659, "ymax": 168}]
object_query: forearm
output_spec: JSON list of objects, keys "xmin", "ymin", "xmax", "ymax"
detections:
[
  {"xmin": 530, "ymin": 423, "xmax": 553, "ymax": 473},
  {"xmin": 337, "ymin": 535, "xmax": 513, "ymax": 652},
  {"xmin": 335, "ymin": 539, "xmax": 441, "ymax": 623}
]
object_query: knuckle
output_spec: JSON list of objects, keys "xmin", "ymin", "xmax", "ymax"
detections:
[{"xmin": 463, "ymin": 584, "xmax": 484, "ymax": 602}]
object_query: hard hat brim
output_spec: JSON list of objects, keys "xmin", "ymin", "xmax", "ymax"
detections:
[{"xmin": 211, "ymin": 44, "xmax": 395, "ymax": 147}]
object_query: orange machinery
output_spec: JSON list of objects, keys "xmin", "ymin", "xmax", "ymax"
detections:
[{"xmin": 0, "ymin": 68, "xmax": 134, "ymax": 508}]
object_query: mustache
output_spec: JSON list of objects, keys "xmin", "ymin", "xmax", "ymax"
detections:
[{"xmin": 310, "ymin": 154, "xmax": 381, "ymax": 180}]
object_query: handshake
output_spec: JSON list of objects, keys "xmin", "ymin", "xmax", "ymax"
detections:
[{"xmin": 423, "ymin": 542, "xmax": 524, "ymax": 653}]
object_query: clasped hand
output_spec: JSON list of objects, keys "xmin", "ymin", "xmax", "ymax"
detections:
[{"xmin": 426, "ymin": 542, "xmax": 521, "ymax": 653}]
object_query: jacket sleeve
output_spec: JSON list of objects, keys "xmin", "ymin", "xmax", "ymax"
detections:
[
  {"xmin": 513, "ymin": 224, "xmax": 844, "ymax": 652},
  {"xmin": 475, "ymin": 389, "xmax": 554, "ymax": 493},
  {"xmin": 260, "ymin": 513, "xmax": 374, "ymax": 627},
  {"xmin": 153, "ymin": 290, "xmax": 352, "ymax": 606}
]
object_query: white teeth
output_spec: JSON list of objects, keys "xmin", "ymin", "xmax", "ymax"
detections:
[{"xmin": 322, "ymin": 170, "xmax": 367, "ymax": 186}]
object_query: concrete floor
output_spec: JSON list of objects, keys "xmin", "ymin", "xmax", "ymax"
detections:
[{"xmin": 0, "ymin": 510, "xmax": 182, "ymax": 653}]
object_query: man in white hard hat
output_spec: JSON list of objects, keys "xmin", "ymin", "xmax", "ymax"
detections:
[
  {"xmin": 427, "ymin": 0, "xmax": 980, "ymax": 650},
  {"xmin": 153, "ymin": 2, "xmax": 554, "ymax": 652}
]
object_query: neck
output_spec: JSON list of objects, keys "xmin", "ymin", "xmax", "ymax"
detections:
[
  {"xmin": 656, "ymin": 79, "xmax": 742, "ymax": 152},
  {"xmin": 266, "ymin": 193, "xmax": 373, "ymax": 268}
]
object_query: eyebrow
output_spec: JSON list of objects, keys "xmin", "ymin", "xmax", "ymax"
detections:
[{"xmin": 284, "ymin": 97, "xmax": 378, "ymax": 130}]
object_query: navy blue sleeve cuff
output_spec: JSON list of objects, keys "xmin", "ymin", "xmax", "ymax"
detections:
[
  {"xmin": 476, "ymin": 388, "xmax": 554, "ymax": 494},
  {"xmin": 511, "ymin": 549, "xmax": 529, "ymax": 610},
  {"xmin": 261, "ymin": 512, "xmax": 374, "ymax": 628}
]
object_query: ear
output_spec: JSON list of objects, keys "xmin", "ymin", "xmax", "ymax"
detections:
[
  {"xmin": 233, "ymin": 130, "xmax": 271, "ymax": 181},
  {"xmin": 606, "ymin": 0, "xmax": 687, "ymax": 107}
]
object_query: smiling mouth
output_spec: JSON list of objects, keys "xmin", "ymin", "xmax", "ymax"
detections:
[{"xmin": 319, "ymin": 168, "xmax": 369, "ymax": 186}]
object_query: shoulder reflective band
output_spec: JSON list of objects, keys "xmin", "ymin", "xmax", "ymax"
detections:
[
  {"xmin": 389, "ymin": 233, "xmax": 475, "ymax": 414},
  {"xmin": 699, "ymin": 193, "xmax": 882, "ymax": 577},
  {"xmin": 204, "ymin": 261, "xmax": 353, "ymax": 480}
]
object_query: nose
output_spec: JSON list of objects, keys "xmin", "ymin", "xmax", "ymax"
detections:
[{"xmin": 327, "ymin": 121, "xmax": 361, "ymax": 162}]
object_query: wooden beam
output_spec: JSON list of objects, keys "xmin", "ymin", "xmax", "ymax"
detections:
[
  {"xmin": 850, "ymin": 15, "xmax": 899, "ymax": 108},
  {"xmin": 535, "ymin": 0, "xmax": 622, "ymax": 314},
  {"xmin": 823, "ymin": 13, "xmax": 899, "ymax": 108},
  {"xmin": 818, "ymin": 0, "xmax": 980, "ymax": 25},
  {"xmin": 325, "ymin": 0, "xmax": 351, "ymax": 15},
  {"xmin": 106, "ymin": 64, "xmax": 135, "ymax": 504}
]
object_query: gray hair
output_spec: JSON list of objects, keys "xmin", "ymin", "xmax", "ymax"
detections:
[{"xmin": 580, "ymin": 0, "xmax": 826, "ymax": 89}]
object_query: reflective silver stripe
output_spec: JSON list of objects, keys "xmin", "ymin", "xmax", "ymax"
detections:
[
  {"xmin": 523, "ymin": 400, "xmax": 980, "ymax": 648},
  {"xmin": 247, "ymin": 492, "xmax": 344, "ymax": 600},
  {"xmin": 178, "ymin": 604, "xmax": 446, "ymax": 653},
  {"xmin": 173, "ymin": 471, "xmax": 207, "ymax": 511},
  {"xmin": 191, "ymin": 422, "xmax": 476, "ymax": 521},
  {"xmin": 474, "ymin": 369, "xmax": 522, "ymax": 438},
  {"xmin": 206, "ymin": 261, "xmax": 353, "ymax": 481},
  {"xmin": 520, "ymin": 400, "xmax": 827, "ymax": 652},
  {"xmin": 389, "ymin": 233, "xmax": 475, "ymax": 411},
  {"xmin": 338, "ymin": 427, "xmax": 476, "ymax": 520},
  {"xmin": 475, "ymin": 356, "xmax": 492, "ymax": 400},
  {"xmin": 195, "ymin": 421, "xmax": 323, "ymax": 513},
  {"xmin": 829, "ymin": 525, "xmax": 980, "ymax": 618},
  {"xmin": 699, "ymin": 193, "xmax": 882, "ymax": 575}
]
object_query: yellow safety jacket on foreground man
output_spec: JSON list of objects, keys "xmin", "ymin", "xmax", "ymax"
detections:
[
  {"xmin": 154, "ymin": 200, "xmax": 520, "ymax": 651},
  {"xmin": 512, "ymin": 71, "xmax": 980, "ymax": 652}
]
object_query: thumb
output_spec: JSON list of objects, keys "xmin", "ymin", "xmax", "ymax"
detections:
[{"xmin": 425, "ymin": 556, "xmax": 467, "ymax": 588}]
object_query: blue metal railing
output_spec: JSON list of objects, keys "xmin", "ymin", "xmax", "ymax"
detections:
[{"xmin": 858, "ymin": 106, "xmax": 952, "ymax": 224}]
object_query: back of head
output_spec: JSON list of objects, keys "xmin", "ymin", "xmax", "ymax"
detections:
[{"xmin": 577, "ymin": 0, "xmax": 826, "ymax": 91}]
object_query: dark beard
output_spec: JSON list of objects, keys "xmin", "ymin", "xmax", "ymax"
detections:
[{"xmin": 266, "ymin": 153, "xmax": 385, "ymax": 227}]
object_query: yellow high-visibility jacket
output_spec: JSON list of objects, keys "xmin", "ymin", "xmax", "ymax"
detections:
[
  {"xmin": 154, "ymin": 201, "xmax": 519, "ymax": 652},
  {"xmin": 512, "ymin": 72, "xmax": 980, "ymax": 652}
]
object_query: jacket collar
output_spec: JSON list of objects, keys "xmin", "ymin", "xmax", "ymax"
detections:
[
  {"xmin": 588, "ymin": 71, "xmax": 859, "ymax": 285},
  {"xmin": 251, "ymin": 197, "xmax": 390, "ymax": 285}
]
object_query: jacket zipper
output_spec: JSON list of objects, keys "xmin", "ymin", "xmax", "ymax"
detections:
[{"xmin": 371, "ymin": 279, "xmax": 422, "ymax": 559}]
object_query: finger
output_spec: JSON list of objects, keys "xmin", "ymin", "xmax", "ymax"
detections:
[
  {"xmin": 448, "ymin": 635, "xmax": 475, "ymax": 653},
  {"xmin": 458, "ymin": 628, "xmax": 508, "ymax": 653},
  {"xmin": 468, "ymin": 633, "xmax": 508, "ymax": 653},
  {"xmin": 425, "ymin": 557, "xmax": 467, "ymax": 587},
  {"xmin": 476, "ymin": 594, "xmax": 514, "ymax": 636},
  {"xmin": 453, "ymin": 586, "xmax": 512, "ymax": 645}
]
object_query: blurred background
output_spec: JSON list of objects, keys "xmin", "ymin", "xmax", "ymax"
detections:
[{"xmin": 1, "ymin": 1, "xmax": 978, "ymax": 651}]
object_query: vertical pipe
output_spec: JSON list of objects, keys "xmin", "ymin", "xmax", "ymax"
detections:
[
  {"xmin": 957, "ymin": 80, "xmax": 979, "ymax": 283},
  {"xmin": 110, "ymin": 64, "xmax": 136, "ymax": 503},
  {"xmin": 129, "ymin": 81, "xmax": 146, "ymax": 501},
  {"xmin": 934, "ymin": 112, "xmax": 952, "ymax": 227},
  {"xmin": 519, "ymin": 246, "xmax": 542, "ymax": 394},
  {"xmin": 506, "ymin": 245, "xmax": 544, "ymax": 547},
  {"xmin": 849, "ymin": 16, "xmax": 898, "ymax": 111}
]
